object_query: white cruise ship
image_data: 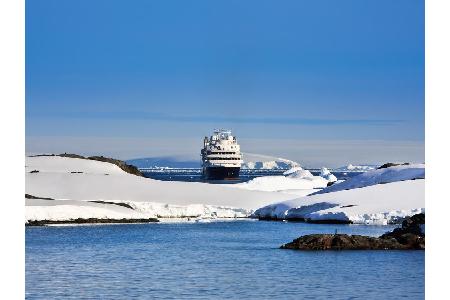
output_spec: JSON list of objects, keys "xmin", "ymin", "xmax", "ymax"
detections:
[{"xmin": 201, "ymin": 129, "xmax": 243, "ymax": 180}]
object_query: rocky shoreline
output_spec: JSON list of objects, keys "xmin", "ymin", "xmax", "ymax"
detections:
[
  {"xmin": 281, "ymin": 213, "xmax": 425, "ymax": 250},
  {"xmin": 258, "ymin": 216, "xmax": 352, "ymax": 224},
  {"xmin": 26, "ymin": 217, "xmax": 159, "ymax": 226}
]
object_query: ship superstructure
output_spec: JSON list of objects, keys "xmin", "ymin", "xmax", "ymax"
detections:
[{"xmin": 201, "ymin": 129, "xmax": 242, "ymax": 180}]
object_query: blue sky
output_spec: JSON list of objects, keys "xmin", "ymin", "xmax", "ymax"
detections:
[{"xmin": 26, "ymin": 0, "xmax": 424, "ymax": 165}]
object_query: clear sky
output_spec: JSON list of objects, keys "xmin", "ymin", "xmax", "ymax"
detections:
[{"xmin": 26, "ymin": 0, "xmax": 424, "ymax": 166}]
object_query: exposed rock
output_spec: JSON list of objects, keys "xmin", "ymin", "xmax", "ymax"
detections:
[
  {"xmin": 281, "ymin": 234, "xmax": 407, "ymax": 250},
  {"xmin": 25, "ymin": 194, "xmax": 54, "ymax": 200},
  {"xmin": 28, "ymin": 154, "xmax": 56, "ymax": 157},
  {"xmin": 58, "ymin": 153, "xmax": 86, "ymax": 159},
  {"xmin": 281, "ymin": 213, "xmax": 425, "ymax": 250},
  {"xmin": 259, "ymin": 215, "xmax": 353, "ymax": 224},
  {"xmin": 340, "ymin": 204, "xmax": 357, "ymax": 208},
  {"xmin": 257, "ymin": 217, "xmax": 285, "ymax": 222},
  {"xmin": 88, "ymin": 200, "xmax": 134, "ymax": 209},
  {"xmin": 26, "ymin": 218, "xmax": 159, "ymax": 226},
  {"xmin": 28, "ymin": 153, "xmax": 144, "ymax": 177},
  {"xmin": 300, "ymin": 218, "xmax": 352, "ymax": 224},
  {"xmin": 377, "ymin": 162, "xmax": 410, "ymax": 169},
  {"xmin": 87, "ymin": 155, "xmax": 144, "ymax": 177},
  {"xmin": 25, "ymin": 194, "xmax": 134, "ymax": 210},
  {"xmin": 380, "ymin": 213, "xmax": 425, "ymax": 249}
]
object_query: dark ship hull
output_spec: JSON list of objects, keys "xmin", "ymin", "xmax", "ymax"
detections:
[{"xmin": 203, "ymin": 167, "xmax": 240, "ymax": 180}]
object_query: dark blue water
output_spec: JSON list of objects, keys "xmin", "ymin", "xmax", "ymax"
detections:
[
  {"xmin": 26, "ymin": 221, "xmax": 424, "ymax": 299},
  {"xmin": 141, "ymin": 169, "xmax": 360, "ymax": 184}
]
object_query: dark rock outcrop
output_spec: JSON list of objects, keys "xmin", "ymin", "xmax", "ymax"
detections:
[
  {"xmin": 377, "ymin": 162, "xmax": 410, "ymax": 169},
  {"xmin": 58, "ymin": 153, "xmax": 86, "ymax": 159},
  {"xmin": 28, "ymin": 153, "xmax": 144, "ymax": 177},
  {"xmin": 88, "ymin": 200, "xmax": 134, "ymax": 209},
  {"xmin": 87, "ymin": 155, "xmax": 143, "ymax": 177},
  {"xmin": 26, "ymin": 194, "xmax": 135, "ymax": 210},
  {"xmin": 26, "ymin": 218, "xmax": 159, "ymax": 226},
  {"xmin": 25, "ymin": 194, "xmax": 54, "ymax": 200},
  {"xmin": 281, "ymin": 213, "xmax": 425, "ymax": 250},
  {"xmin": 380, "ymin": 213, "xmax": 425, "ymax": 249},
  {"xmin": 281, "ymin": 234, "xmax": 408, "ymax": 250}
]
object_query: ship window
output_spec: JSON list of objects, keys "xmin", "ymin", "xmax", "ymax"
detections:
[{"xmin": 207, "ymin": 157, "xmax": 241, "ymax": 160}]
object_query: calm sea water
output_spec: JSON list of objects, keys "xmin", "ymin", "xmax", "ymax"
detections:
[
  {"xmin": 26, "ymin": 221, "xmax": 424, "ymax": 299},
  {"xmin": 141, "ymin": 169, "xmax": 360, "ymax": 183}
]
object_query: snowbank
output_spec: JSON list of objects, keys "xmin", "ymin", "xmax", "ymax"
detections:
[
  {"xmin": 232, "ymin": 166, "xmax": 328, "ymax": 195},
  {"xmin": 25, "ymin": 198, "xmax": 249, "ymax": 221},
  {"xmin": 25, "ymin": 156, "xmax": 294, "ymax": 222},
  {"xmin": 232, "ymin": 176, "xmax": 323, "ymax": 194},
  {"xmin": 253, "ymin": 179, "xmax": 424, "ymax": 225},
  {"xmin": 126, "ymin": 201, "xmax": 248, "ymax": 218},
  {"xmin": 25, "ymin": 198, "xmax": 151, "ymax": 222},
  {"xmin": 313, "ymin": 164, "xmax": 425, "ymax": 195}
]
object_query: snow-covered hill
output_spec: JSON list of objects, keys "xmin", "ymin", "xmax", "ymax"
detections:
[
  {"xmin": 252, "ymin": 164, "xmax": 425, "ymax": 224},
  {"xmin": 313, "ymin": 164, "xmax": 425, "ymax": 195},
  {"xmin": 25, "ymin": 156, "xmax": 295, "ymax": 222},
  {"xmin": 253, "ymin": 180, "xmax": 424, "ymax": 225},
  {"xmin": 25, "ymin": 156, "xmax": 425, "ymax": 225}
]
